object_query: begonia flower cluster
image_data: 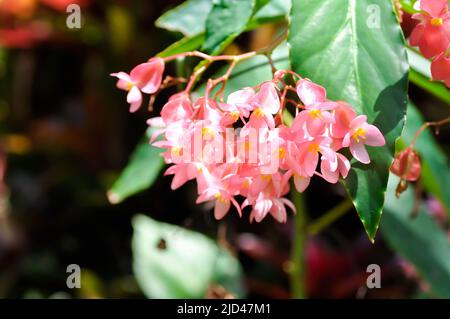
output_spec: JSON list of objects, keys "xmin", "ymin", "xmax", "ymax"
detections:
[
  {"xmin": 112, "ymin": 55, "xmax": 385, "ymax": 223},
  {"xmin": 410, "ymin": 0, "xmax": 450, "ymax": 86}
]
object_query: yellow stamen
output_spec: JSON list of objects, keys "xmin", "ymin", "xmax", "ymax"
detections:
[
  {"xmin": 126, "ymin": 82, "xmax": 134, "ymax": 91},
  {"xmin": 201, "ymin": 127, "xmax": 214, "ymax": 139},
  {"xmin": 308, "ymin": 142, "xmax": 320, "ymax": 153},
  {"xmin": 278, "ymin": 147, "xmax": 285, "ymax": 159},
  {"xmin": 242, "ymin": 180, "xmax": 250, "ymax": 189},
  {"xmin": 352, "ymin": 128, "xmax": 367, "ymax": 143},
  {"xmin": 309, "ymin": 109, "xmax": 322, "ymax": 119},
  {"xmin": 171, "ymin": 146, "xmax": 182, "ymax": 157},
  {"xmin": 214, "ymin": 192, "xmax": 227, "ymax": 203},
  {"xmin": 230, "ymin": 111, "xmax": 240, "ymax": 122},
  {"xmin": 431, "ymin": 17, "xmax": 443, "ymax": 26},
  {"xmin": 253, "ymin": 108, "xmax": 265, "ymax": 118},
  {"xmin": 260, "ymin": 175, "xmax": 272, "ymax": 181}
]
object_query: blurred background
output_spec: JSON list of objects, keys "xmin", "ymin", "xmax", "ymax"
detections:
[{"xmin": 0, "ymin": 0, "xmax": 449, "ymax": 299}]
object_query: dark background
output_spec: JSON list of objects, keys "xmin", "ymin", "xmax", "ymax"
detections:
[{"xmin": 0, "ymin": 0, "xmax": 449, "ymax": 299}]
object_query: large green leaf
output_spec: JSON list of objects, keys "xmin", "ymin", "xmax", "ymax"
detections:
[
  {"xmin": 400, "ymin": 103, "xmax": 450, "ymax": 215},
  {"xmin": 289, "ymin": 0, "xmax": 409, "ymax": 241},
  {"xmin": 253, "ymin": 0, "xmax": 290, "ymax": 21},
  {"xmin": 107, "ymin": 129, "xmax": 164, "ymax": 204},
  {"xmin": 382, "ymin": 175, "xmax": 450, "ymax": 298},
  {"xmin": 156, "ymin": 0, "xmax": 289, "ymax": 38},
  {"xmin": 155, "ymin": 0, "xmax": 213, "ymax": 37},
  {"xmin": 132, "ymin": 214, "xmax": 244, "ymax": 298},
  {"xmin": 202, "ymin": 0, "xmax": 258, "ymax": 55}
]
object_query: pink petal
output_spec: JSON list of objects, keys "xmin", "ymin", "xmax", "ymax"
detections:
[
  {"xmin": 306, "ymin": 117, "xmax": 326, "ymax": 136},
  {"xmin": 410, "ymin": 23, "xmax": 425, "ymax": 47},
  {"xmin": 316, "ymin": 101, "xmax": 338, "ymax": 111},
  {"xmin": 431, "ymin": 53, "xmax": 450, "ymax": 86},
  {"xmin": 231, "ymin": 197, "xmax": 242, "ymax": 217},
  {"xmin": 147, "ymin": 116, "xmax": 165, "ymax": 127},
  {"xmin": 291, "ymin": 111, "xmax": 308, "ymax": 133},
  {"xmin": 337, "ymin": 153, "xmax": 351, "ymax": 178},
  {"xmin": 264, "ymin": 113, "xmax": 276, "ymax": 129},
  {"xmin": 252, "ymin": 198, "xmax": 273, "ymax": 222},
  {"xmin": 421, "ymin": 0, "xmax": 448, "ymax": 17},
  {"xmin": 364, "ymin": 124, "xmax": 385, "ymax": 146},
  {"xmin": 269, "ymin": 199, "xmax": 287, "ymax": 223},
  {"xmin": 294, "ymin": 174, "xmax": 310, "ymax": 192},
  {"xmin": 320, "ymin": 160, "xmax": 339, "ymax": 184},
  {"xmin": 303, "ymin": 149, "xmax": 319, "ymax": 176},
  {"xmin": 130, "ymin": 58, "xmax": 165, "ymax": 94},
  {"xmin": 111, "ymin": 72, "xmax": 133, "ymax": 90},
  {"xmin": 254, "ymin": 82, "xmax": 280, "ymax": 114},
  {"xmin": 280, "ymin": 198, "xmax": 296, "ymax": 214},
  {"xmin": 296, "ymin": 79, "xmax": 327, "ymax": 106},
  {"xmin": 227, "ymin": 88, "xmax": 255, "ymax": 114},
  {"xmin": 350, "ymin": 115, "xmax": 368, "ymax": 129},
  {"xmin": 320, "ymin": 148, "xmax": 338, "ymax": 172},
  {"xmin": 161, "ymin": 96, "xmax": 193, "ymax": 124},
  {"xmin": 418, "ymin": 24, "xmax": 449, "ymax": 58},
  {"xmin": 214, "ymin": 199, "xmax": 231, "ymax": 220},
  {"xmin": 350, "ymin": 141, "xmax": 370, "ymax": 164},
  {"xmin": 168, "ymin": 167, "xmax": 189, "ymax": 189},
  {"xmin": 342, "ymin": 133, "xmax": 351, "ymax": 147},
  {"xmin": 127, "ymin": 86, "xmax": 142, "ymax": 112}
]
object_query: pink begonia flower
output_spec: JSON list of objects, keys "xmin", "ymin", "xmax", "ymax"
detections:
[
  {"xmin": 196, "ymin": 168, "xmax": 242, "ymax": 220},
  {"xmin": 248, "ymin": 82, "xmax": 281, "ymax": 128},
  {"xmin": 410, "ymin": 0, "xmax": 450, "ymax": 58},
  {"xmin": 330, "ymin": 102, "xmax": 356, "ymax": 140},
  {"xmin": 219, "ymin": 88, "xmax": 255, "ymax": 126},
  {"xmin": 193, "ymin": 97, "xmax": 223, "ymax": 125},
  {"xmin": 390, "ymin": 148, "xmax": 422, "ymax": 182},
  {"xmin": 320, "ymin": 152, "xmax": 351, "ymax": 184},
  {"xmin": 292, "ymin": 79, "xmax": 337, "ymax": 136},
  {"xmin": 111, "ymin": 57, "xmax": 165, "ymax": 112},
  {"xmin": 282, "ymin": 141, "xmax": 311, "ymax": 193},
  {"xmin": 297, "ymin": 136, "xmax": 335, "ymax": 177},
  {"xmin": 164, "ymin": 163, "xmax": 199, "ymax": 190},
  {"xmin": 243, "ymin": 173, "xmax": 295, "ymax": 223},
  {"xmin": 342, "ymin": 115, "xmax": 385, "ymax": 164},
  {"xmin": 431, "ymin": 52, "xmax": 450, "ymax": 87},
  {"xmin": 160, "ymin": 92, "xmax": 193, "ymax": 125}
]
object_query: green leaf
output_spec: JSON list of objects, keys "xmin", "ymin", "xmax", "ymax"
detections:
[
  {"xmin": 382, "ymin": 175, "xmax": 450, "ymax": 298},
  {"xmin": 156, "ymin": 0, "xmax": 289, "ymax": 39},
  {"xmin": 155, "ymin": 0, "xmax": 213, "ymax": 37},
  {"xmin": 132, "ymin": 214, "xmax": 244, "ymax": 298},
  {"xmin": 202, "ymin": 0, "xmax": 258, "ymax": 55},
  {"xmin": 400, "ymin": 102, "xmax": 450, "ymax": 215},
  {"xmin": 107, "ymin": 129, "xmax": 164, "ymax": 204},
  {"xmin": 253, "ymin": 0, "xmax": 290, "ymax": 21},
  {"xmin": 157, "ymin": 34, "xmax": 205, "ymax": 58},
  {"xmin": 289, "ymin": 0, "xmax": 409, "ymax": 241}
]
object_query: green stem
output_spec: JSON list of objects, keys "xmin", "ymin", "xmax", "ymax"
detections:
[
  {"xmin": 290, "ymin": 191, "xmax": 307, "ymax": 299},
  {"xmin": 307, "ymin": 198, "xmax": 353, "ymax": 235},
  {"xmin": 409, "ymin": 69, "xmax": 450, "ymax": 105},
  {"xmin": 399, "ymin": 0, "xmax": 418, "ymax": 15}
]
